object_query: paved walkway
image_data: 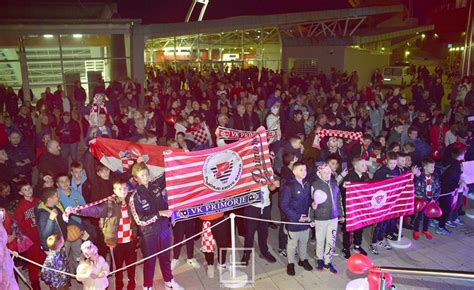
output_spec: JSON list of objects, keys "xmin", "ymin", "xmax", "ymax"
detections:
[{"xmin": 25, "ymin": 199, "xmax": 474, "ymax": 290}]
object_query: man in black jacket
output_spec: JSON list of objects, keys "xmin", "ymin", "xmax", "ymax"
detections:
[
  {"xmin": 341, "ymin": 156, "xmax": 370, "ymax": 259},
  {"xmin": 436, "ymin": 146, "xmax": 466, "ymax": 235}
]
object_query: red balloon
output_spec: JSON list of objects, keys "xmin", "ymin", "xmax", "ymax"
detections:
[
  {"xmin": 127, "ymin": 142, "xmax": 144, "ymax": 157},
  {"xmin": 414, "ymin": 197, "xmax": 427, "ymax": 213},
  {"xmin": 368, "ymin": 270, "xmax": 392, "ymax": 290},
  {"xmin": 346, "ymin": 253, "xmax": 374, "ymax": 274},
  {"xmin": 424, "ymin": 200, "xmax": 442, "ymax": 218}
]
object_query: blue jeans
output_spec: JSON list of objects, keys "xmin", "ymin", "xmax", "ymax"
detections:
[{"xmin": 61, "ymin": 142, "xmax": 78, "ymax": 165}]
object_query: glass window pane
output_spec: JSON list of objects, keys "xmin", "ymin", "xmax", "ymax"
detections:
[
  {"xmin": 27, "ymin": 60, "xmax": 63, "ymax": 89},
  {"xmin": 60, "ymin": 34, "xmax": 130, "ymax": 60},
  {"xmin": 24, "ymin": 35, "xmax": 60, "ymax": 60},
  {"xmin": 0, "ymin": 61, "xmax": 22, "ymax": 87},
  {"xmin": 0, "ymin": 36, "xmax": 20, "ymax": 60}
]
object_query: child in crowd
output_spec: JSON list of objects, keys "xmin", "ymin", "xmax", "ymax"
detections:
[
  {"xmin": 67, "ymin": 178, "xmax": 138, "ymax": 290},
  {"xmin": 76, "ymin": 240, "xmax": 110, "ymax": 290},
  {"xmin": 413, "ymin": 158, "xmax": 440, "ymax": 240},
  {"xmin": 41, "ymin": 234, "xmax": 70, "ymax": 290},
  {"xmin": 129, "ymin": 162, "xmax": 183, "ymax": 290},
  {"xmin": 14, "ymin": 180, "xmax": 46, "ymax": 290}
]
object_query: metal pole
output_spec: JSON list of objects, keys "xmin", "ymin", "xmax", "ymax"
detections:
[
  {"xmin": 397, "ymin": 216, "xmax": 403, "ymax": 242},
  {"xmin": 467, "ymin": 14, "xmax": 474, "ymax": 75},
  {"xmin": 229, "ymin": 213, "xmax": 237, "ymax": 278},
  {"xmin": 462, "ymin": 0, "xmax": 473, "ymax": 76},
  {"xmin": 374, "ymin": 267, "xmax": 474, "ymax": 280}
]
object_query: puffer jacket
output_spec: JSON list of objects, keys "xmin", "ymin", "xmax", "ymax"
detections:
[
  {"xmin": 35, "ymin": 202, "xmax": 68, "ymax": 251},
  {"xmin": 414, "ymin": 173, "xmax": 441, "ymax": 201},
  {"xmin": 310, "ymin": 176, "xmax": 344, "ymax": 221},
  {"xmin": 74, "ymin": 195, "xmax": 138, "ymax": 248},
  {"xmin": 279, "ymin": 178, "xmax": 311, "ymax": 232}
]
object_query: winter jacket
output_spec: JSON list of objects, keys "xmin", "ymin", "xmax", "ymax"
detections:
[
  {"xmin": 310, "ymin": 176, "xmax": 344, "ymax": 221},
  {"xmin": 56, "ymin": 119, "xmax": 81, "ymax": 144},
  {"xmin": 414, "ymin": 173, "xmax": 441, "ymax": 200},
  {"xmin": 279, "ymin": 178, "xmax": 311, "ymax": 232},
  {"xmin": 373, "ymin": 166, "xmax": 400, "ymax": 181},
  {"xmin": 129, "ymin": 177, "xmax": 169, "ymax": 238},
  {"xmin": 34, "ymin": 202, "xmax": 68, "ymax": 250},
  {"xmin": 37, "ymin": 152, "xmax": 68, "ymax": 179},
  {"xmin": 5, "ymin": 142, "xmax": 35, "ymax": 177},
  {"xmin": 76, "ymin": 256, "xmax": 109, "ymax": 290},
  {"xmin": 440, "ymin": 158, "xmax": 462, "ymax": 194},
  {"xmin": 74, "ymin": 195, "xmax": 138, "ymax": 248}
]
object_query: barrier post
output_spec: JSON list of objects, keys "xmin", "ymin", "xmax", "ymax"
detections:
[
  {"xmin": 230, "ymin": 213, "xmax": 237, "ymax": 278},
  {"xmin": 387, "ymin": 216, "xmax": 412, "ymax": 249},
  {"xmin": 221, "ymin": 213, "xmax": 248, "ymax": 288}
]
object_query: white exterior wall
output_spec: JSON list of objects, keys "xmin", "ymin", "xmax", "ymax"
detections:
[
  {"xmin": 282, "ymin": 45, "xmax": 345, "ymax": 74},
  {"xmin": 343, "ymin": 47, "xmax": 390, "ymax": 88}
]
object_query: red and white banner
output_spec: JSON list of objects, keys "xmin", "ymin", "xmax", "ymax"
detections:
[
  {"xmin": 89, "ymin": 137, "xmax": 182, "ymax": 179},
  {"xmin": 312, "ymin": 129, "xmax": 363, "ymax": 149},
  {"xmin": 344, "ymin": 172, "xmax": 414, "ymax": 232},
  {"xmin": 216, "ymin": 126, "xmax": 278, "ymax": 143},
  {"xmin": 164, "ymin": 127, "xmax": 274, "ymax": 211}
]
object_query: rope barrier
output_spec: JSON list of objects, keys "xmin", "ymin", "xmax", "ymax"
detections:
[
  {"xmin": 8, "ymin": 250, "xmax": 77, "ymax": 278},
  {"xmin": 234, "ymin": 214, "xmax": 313, "ymax": 225},
  {"xmin": 108, "ymin": 216, "xmax": 230, "ymax": 276},
  {"xmin": 7, "ymin": 216, "xmax": 231, "ymax": 279}
]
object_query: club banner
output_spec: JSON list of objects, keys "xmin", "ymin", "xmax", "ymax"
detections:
[
  {"xmin": 164, "ymin": 126, "xmax": 274, "ymax": 212},
  {"xmin": 172, "ymin": 190, "xmax": 262, "ymax": 222},
  {"xmin": 312, "ymin": 129, "xmax": 362, "ymax": 149},
  {"xmin": 344, "ymin": 172, "xmax": 414, "ymax": 232},
  {"xmin": 89, "ymin": 137, "xmax": 182, "ymax": 179},
  {"xmin": 216, "ymin": 126, "xmax": 278, "ymax": 143}
]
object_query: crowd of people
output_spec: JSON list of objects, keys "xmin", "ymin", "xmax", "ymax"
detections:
[{"xmin": 0, "ymin": 63, "xmax": 473, "ymax": 290}]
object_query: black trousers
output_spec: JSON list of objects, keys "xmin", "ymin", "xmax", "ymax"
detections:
[
  {"xmin": 438, "ymin": 193, "xmax": 453, "ymax": 229},
  {"xmin": 172, "ymin": 219, "xmax": 197, "ymax": 260},
  {"xmin": 112, "ymin": 240, "xmax": 137, "ymax": 290},
  {"xmin": 140, "ymin": 230, "xmax": 173, "ymax": 287},
  {"xmin": 243, "ymin": 205, "xmax": 271, "ymax": 255},
  {"xmin": 203, "ymin": 216, "xmax": 230, "ymax": 266},
  {"xmin": 342, "ymin": 222, "xmax": 363, "ymax": 249}
]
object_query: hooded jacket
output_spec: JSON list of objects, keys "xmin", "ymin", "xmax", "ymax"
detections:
[
  {"xmin": 310, "ymin": 175, "xmax": 344, "ymax": 221},
  {"xmin": 34, "ymin": 202, "xmax": 68, "ymax": 250}
]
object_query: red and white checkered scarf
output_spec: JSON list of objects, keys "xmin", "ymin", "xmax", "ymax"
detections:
[{"xmin": 200, "ymin": 221, "xmax": 216, "ymax": 253}]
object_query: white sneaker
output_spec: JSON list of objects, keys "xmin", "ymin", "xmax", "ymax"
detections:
[
  {"xmin": 217, "ymin": 263, "xmax": 227, "ymax": 271},
  {"xmin": 207, "ymin": 265, "xmax": 215, "ymax": 278},
  {"xmin": 186, "ymin": 258, "xmax": 201, "ymax": 269},
  {"xmin": 171, "ymin": 259, "xmax": 180, "ymax": 270},
  {"xmin": 468, "ymin": 193, "xmax": 474, "ymax": 200},
  {"xmin": 165, "ymin": 279, "xmax": 184, "ymax": 290}
]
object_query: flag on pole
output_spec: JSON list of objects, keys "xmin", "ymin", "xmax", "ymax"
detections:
[
  {"xmin": 88, "ymin": 137, "xmax": 182, "ymax": 179},
  {"xmin": 344, "ymin": 172, "xmax": 414, "ymax": 232},
  {"xmin": 188, "ymin": 122, "xmax": 213, "ymax": 146},
  {"xmin": 164, "ymin": 127, "xmax": 274, "ymax": 212}
]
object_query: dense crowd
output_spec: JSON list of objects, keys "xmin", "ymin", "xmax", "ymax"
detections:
[{"xmin": 0, "ymin": 64, "xmax": 473, "ymax": 290}]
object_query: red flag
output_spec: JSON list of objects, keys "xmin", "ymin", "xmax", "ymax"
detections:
[
  {"xmin": 188, "ymin": 122, "xmax": 212, "ymax": 146},
  {"xmin": 88, "ymin": 137, "xmax": 182, "ymax": 179},
  {"xmin": 344, "ymin": 172, "xmax": 414, "ymax": 232},
  {"xmin": 164, "ymin": 128, "xmax": 274, "ymax": 211}
]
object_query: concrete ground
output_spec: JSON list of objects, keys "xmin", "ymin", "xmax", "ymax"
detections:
[{"xmin": 20, "ymin": 198, "xmax": 474, "ymax": 290}]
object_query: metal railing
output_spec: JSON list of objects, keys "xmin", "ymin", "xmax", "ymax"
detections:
[{"xmin": 372, "ymin": 266, "xmax": 474, "ymax": 290}]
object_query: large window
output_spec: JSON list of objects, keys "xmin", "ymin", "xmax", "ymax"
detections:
[
  {"xmin": 0, "ymin": 33, "xmax": 131, "ymax": 103},
  {"xmin": 145, "ymin": 28, "xmax": 281, "ymax": 73}
]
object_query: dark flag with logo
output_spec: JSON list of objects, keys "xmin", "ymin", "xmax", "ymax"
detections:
[
  {"xmin": 344, "ymin": 172, "xmax": 414, "ymax": 232},
  {"xmin": 164, "ymin": 127, "xmax": 274, "ymax": 218}
]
